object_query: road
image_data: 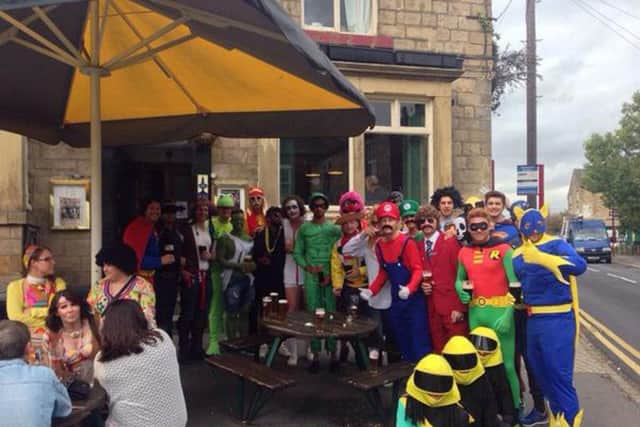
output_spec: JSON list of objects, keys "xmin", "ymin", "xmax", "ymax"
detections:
[{"xmin": 579, "ymin": 259, "xmax": 640, "ymax": 348}]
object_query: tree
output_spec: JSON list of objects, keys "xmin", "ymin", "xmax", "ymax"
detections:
[
  {"xmin": 491, "ymin": 39, "xmax": 528, "ymax": 112},
  {"xmin": 583, "ymin": 91, "xmax": 640, "ymax": 231}
]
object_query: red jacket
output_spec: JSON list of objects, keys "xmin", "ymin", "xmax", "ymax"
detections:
[{"xmin": 420, "ymin": 233, "xmax": 466, "ymax": 316}]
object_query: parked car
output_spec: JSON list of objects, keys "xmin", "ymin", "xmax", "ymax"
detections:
[{"xmin": 561, "ymin": 217, "xmax": 612, "ymax": 263}]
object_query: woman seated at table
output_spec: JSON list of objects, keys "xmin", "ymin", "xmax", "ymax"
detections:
[
  {"xmin": 87, "ymin": 242, "xmax": 157, "ymax": 328},
  {"xmin": 94, "ymin": 299, "xmax": 187, "ymax": 427},
  {"xmin": 43, "ymin": 289, "xmax": 100, "ymax": 384},
  {"xmin": 6, "ymin": 245, "xmax": 66, "ymax": 361}
]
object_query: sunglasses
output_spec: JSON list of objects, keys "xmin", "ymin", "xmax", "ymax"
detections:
[
  {"xmin": 469, "ymin": 222, "xmax": 489, "ymax": 232},
  {"xmin": 36, "ymin": 256, "xmax": 55, "ymax": 262},
  {"xmin": 285, "ymin": 204, "xmax": 299, "ymax": 210},
  {"xmin": 311, "ymin": 203, "xmax": 327, "ymax": 210}
]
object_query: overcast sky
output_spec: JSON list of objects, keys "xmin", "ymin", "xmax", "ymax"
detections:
[{"xmin": 491, "ymin": 0, "xmax": 640, "ymax": 212}]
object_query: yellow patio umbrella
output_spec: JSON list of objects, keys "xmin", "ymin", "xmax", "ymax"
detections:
[{"xmin": 0, "ymin": 0, "xmax": 374, "ymax": 281}]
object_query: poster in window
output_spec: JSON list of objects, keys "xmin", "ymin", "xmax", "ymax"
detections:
[
  {"xmin": 216, "ymin": 185, "xmax": 245, "ymax": 210},
  {"xmin": 50, "ymin": 178, "xmax": 90, "ymax": 230}
]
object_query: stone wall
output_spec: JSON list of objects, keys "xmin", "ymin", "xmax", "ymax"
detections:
[
  {"xmin": 278, "ymin": 0, "xmax": 494, "ymax": 197},
  {"xmin": 27, "ymin": 141, "xmax": 91, "ymax": 288},
  {"xmin": 211, "ymin": 138, "xmax": 260, "ymax": 198}
]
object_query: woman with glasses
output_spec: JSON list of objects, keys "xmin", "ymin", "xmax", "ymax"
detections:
[
  {"xmin": 454, "ymin": 208, "xmax": 521, "ymax": 412},
  {"xmin": 6, "ymin": 245, "xmax": 66, "ymax": 361}
]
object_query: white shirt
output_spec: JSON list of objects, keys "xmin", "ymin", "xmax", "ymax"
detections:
[
  {"xmin": 424, "ymin": 230, "xmax": 440, "ymax": 255},
  {"xmin": 94, "ymin": 329, "xmax": 187, "ymax": 427},
  {"xmin": 342, "ymin": 232, "xmax": 391, "ymax": 310},
  {"xmin": 192, "ymin": 224, "xmax": 212, "ymax": 271}
]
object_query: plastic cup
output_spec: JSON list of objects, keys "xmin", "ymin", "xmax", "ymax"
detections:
[
  {"xmin": 509, "ymin": 281, "xmax": 522, "ymax": 304},
  {"xmin": 422, "ymin": 270, "xmax": 433, "ymax": 284},
  {"xmin": 369, "ymin": 349, "xmax": 379, "ymax": 374},
  {"xmin": 314, "ymin": 307, "xmax": 326, "ymax": 328},
  {"xmin": 277, "ymin": 299, "xmax": 288, "ymax": 321},
  {"xmin": 262, "ymin": 296, "xmax": 272, "ymax": 318},
  {"xmin": 462, "ymin": 280, "xmax": 474, "ymax": 299}
]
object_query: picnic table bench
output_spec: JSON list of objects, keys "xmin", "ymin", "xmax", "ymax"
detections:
[
  {"xmin": 341, "ymin": 361, "xmax": 415, "ymax": 423},
  {"xmin": 206, "ymin": 353, "xmax": 297, "ymax": 422},
  {"xmin": 219, "ymin": 334, "xmax": 272, "ymax": 361}
]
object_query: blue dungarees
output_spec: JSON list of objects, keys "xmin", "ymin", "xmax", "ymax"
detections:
[{"xmin": 376, "ymin": 237, "xmax": 432, "ymax": 362}]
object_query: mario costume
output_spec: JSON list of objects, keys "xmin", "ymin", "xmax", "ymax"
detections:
[
  {"xmin": 399, "ymin": 199, "xmax": 423, "ymax": 241},
  {"xmin": 512, "ymin": 206, "xmax": 587, "ymax": 427},
  {"xmin": 455, "ymin": 236, "xmax": 521, "ymax": 409},
  {"xmin": 361, "ymin": 202, "xmax": 432, "ymax": 362},
  {"xmin": 245, "ymin": 186, "xmax": 266, "ymax": 237},
  {"xmin": 396, "ymin": 354, "xmax": 473, "ymax": 427}
]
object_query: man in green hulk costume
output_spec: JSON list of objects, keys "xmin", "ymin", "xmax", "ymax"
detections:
[
  {"xmin": 454, "ymin": 208, "xmax": 521, "ymax": 414},
  {"xmin": 293, "ymin": 192, "xmax": 341, "ymax": 373},
  {"xmin": 206, "ymin": 194, "xmax": 234, "ymax": 355}
]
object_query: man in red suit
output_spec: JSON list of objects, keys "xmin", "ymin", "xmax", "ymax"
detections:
[{"xmin": 416, "ymin": 205, "xmax": 468, "ymax": 353}]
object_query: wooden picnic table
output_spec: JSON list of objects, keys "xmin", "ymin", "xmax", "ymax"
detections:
[
  {"xmin": 52, "ymin": 384, "xmax": 106, "ymax": 427},
  {"xmin": 260, "ymin": 311, "xmax": 378, "ymax": 369}
]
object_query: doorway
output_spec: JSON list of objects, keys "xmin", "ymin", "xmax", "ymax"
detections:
[{"xmin": 102, "ymin": 141, "xmax": 211, "ymax": 246}]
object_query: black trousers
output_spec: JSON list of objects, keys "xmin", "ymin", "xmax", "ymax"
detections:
[
  {"xmin": 515, "ymin": 307, "xmax": 545, "ymax": 412},
  {"xmin": 155, "ymin": 272, "xmax": 180, "ymax": 337},
  {"xmin": 178, "ymin": 271, "xmax": 211, "ymax": 358}
]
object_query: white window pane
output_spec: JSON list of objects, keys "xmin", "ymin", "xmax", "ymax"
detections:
[
  {"xmin": 400, "ymin": 102, "xmax": 426, "ymax": 127},
  {"xmin": 280, "ymin": 137, "xmax": 348, "ymax": 204},
  {"xmin": 365, "ymin": 134, "xmax": 426, "ymax": 203},
  {"xmin": 371, "ymin": 101, "xmax": 391, "ymax": 127},
  {"xmin": 340, "ymin": 0, "xmax": 372, "ymax": 33},
  {"xmin": 304, "ymin": 0, "xmax": 334, "ymax": 28}
]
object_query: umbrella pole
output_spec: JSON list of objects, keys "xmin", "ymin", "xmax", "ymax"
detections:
[{"xmin": 89, "ymin": 0, "xmax": 102, "ymax": 285}]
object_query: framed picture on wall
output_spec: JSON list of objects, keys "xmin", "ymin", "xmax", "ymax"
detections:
[
  {"xmin": 50, "ymin": 178, "xmax": 90, "ymax": 230},
  {"xmin": 216, "ymin": 184, "xmax": 246, "ymax": 210}
]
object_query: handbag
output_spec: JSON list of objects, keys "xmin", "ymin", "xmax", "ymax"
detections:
[
  {"xmin": 67, "ymin": 378, "xmax": 91, "ymax": 401},
  {"xmin": 223, "ymin": 274, "xmax": 254, "ymax": 314}
]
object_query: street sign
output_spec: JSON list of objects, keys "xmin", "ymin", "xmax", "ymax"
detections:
[{"xmin": 517, "ymin": 165, "xmax": 539, "ymax": 195}]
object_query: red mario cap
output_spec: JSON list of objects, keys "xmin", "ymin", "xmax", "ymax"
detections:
[{"xmin": 375, "ymin": 202, "xmax": 400, "ymax": 220}]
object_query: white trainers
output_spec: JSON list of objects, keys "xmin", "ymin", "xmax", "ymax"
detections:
[
  {"xmin": 258, "ymin": 344, "xmax": 268, "ymax": 359},
  {"xmin": 278, "ymin": 344, "xmax": 291, "ymax": 358},
  {"xmin": 287, "ymin": 354, "xmax": 298, "ymax": 366}
]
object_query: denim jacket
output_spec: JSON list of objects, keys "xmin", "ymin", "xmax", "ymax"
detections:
[{"xmin": 0, "ymin": 358, "xmax": 72, "ymax": 427}]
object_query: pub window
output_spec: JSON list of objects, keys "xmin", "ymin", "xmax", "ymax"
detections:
[
  {"xmin": 365, "ymin": 99, "xmax": 429, "ymax": 204},
  {"xmin": 302, "ymin": 0, "xmax": 375, "ymax": 34},
  {"xmin": 280, "ymin": 137, "xmax": 349, "ymax": 205}
]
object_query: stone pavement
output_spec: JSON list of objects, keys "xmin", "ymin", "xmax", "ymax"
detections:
[
  {"xmin": 180, "ymin": 333, "xmax": 640, "ymax": 426},
  {"xmin": 613, "ymin": 254, "xmax": 640, "ymax": 269}
]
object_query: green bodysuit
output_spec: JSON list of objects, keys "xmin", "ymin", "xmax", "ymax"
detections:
[
  {"xmin": 293, "ymin": 221, "xmax": 341, "ymax": 353},
  {"xmin": 454, "ymin": 241, "xmax": 521, "ymax": 409},
  {"xmin": 206, "ymin": 216, "xmax": 233, "ymax": 355}
]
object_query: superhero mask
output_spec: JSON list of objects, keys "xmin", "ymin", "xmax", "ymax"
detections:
[
  {"xmin": 470, "ymin": 327, "xmax": 503, "ymax": 368},
  {"xmin": 514, "ymin": 205, "xmax": 548, "ymax": 237},
  {"xmin": 442, "ymin": 336, "xmax": 485, "ymax": 386},
  {"xmin": 406, "ymin": 354, "xmax": 461, "ymax": 408}
]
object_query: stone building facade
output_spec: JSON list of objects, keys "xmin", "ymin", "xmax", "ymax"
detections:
[
  {"xmin": 567, "ymin": 169, "xmax": 616, "ymax": 223},
  {"xmin": 0, "ymin": 0, "xmax": 493, "ymax": 296}
]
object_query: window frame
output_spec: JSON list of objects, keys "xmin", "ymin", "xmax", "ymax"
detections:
[
  {"xmin": 301, "ymin": 0, "xmax": 378, "ymax": 36},
  {"xmin": 365, "ymin": 96, "xmax": 434, "ymax": 200}
]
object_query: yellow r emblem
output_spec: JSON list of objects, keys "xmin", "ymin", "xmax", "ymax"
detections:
[{"xmin": 489, "ymin": 250, "xmax": 501, "ymax": 260}]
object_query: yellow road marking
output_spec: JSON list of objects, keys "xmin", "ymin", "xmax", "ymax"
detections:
[
  {"xmin": 580, "ymin": 315, "xmax": 640, "ymax": 375},
  {"xmin": 580, "ymin": 309, "xmax": 640, "ymax": 360}
]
